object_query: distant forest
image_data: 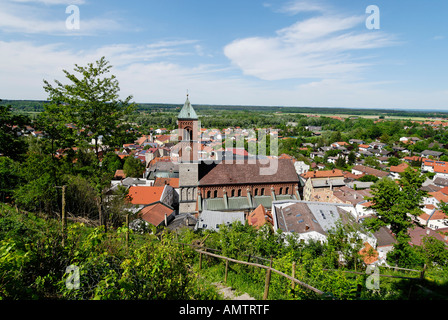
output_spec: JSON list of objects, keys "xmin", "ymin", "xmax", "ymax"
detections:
[{"xmin": 3, "ymin": 99, "xmax": 448, "ymax": 118}]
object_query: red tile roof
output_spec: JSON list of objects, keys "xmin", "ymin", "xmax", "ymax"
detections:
[
  {"xmin": 302, "ymin": 169, "xmax": 344, "ymax": 179},
  {"xmin": 140, "ymin": 202, "xmax": 174, "ymax": 227},
  {"xmin": 390, "ymin": 162, "xmax": 409, "ymax": 173},
  {"xmin": 428, "ymin": 191, "xmax": 448, "ymax": 203},
  {"xmin": 358, "ymin": 242, "xmax": 378, "ymax": 265},
  {"xmin": 247, "ymin": 204, "xmax": 273, "ymax": 229},
  {"xmin": 127, "ymin": 186, "xmax": 165, "ymax": 205},
  {"xmin": 154, "ymin": 177, "xmax": 179, "ymax": 188},
  {"xmin": 114, "ymin": 170, "xmax": 126, "ymax": 180}
]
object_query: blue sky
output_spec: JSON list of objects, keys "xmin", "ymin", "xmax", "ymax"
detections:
[{"xmin": 1, "ymin": 0, "xmax": 447, "ymax": 110}]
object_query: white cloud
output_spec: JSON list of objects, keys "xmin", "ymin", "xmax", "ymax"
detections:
[
  {"xmin": 278, "ymin": 0, "xmax": 327, "ymax": 15},
  {"xmin": 0, "ymin": 39, "xmax": 446, "ymax": 110},
  {"xmin": 224, "ymin": 11, "xmax": 397, "ymax": 81}
]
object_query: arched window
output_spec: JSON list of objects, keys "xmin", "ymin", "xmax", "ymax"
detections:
[
  {"xmin": 285, "ymin": 187, "xmax": 289, "ymax": 194},
  {"xmin": 279, "ymin": 187, "xmax": 283, "ymax": 195},
  {"xmin": 207, "ymin": 191, "xmax": 211, "ymax": 198},
  {"xmin": 214, "ymin": 190, "xmax": 218, "ymax": 198},
  {"xmin": 237, "ymin": 189, "xmax": 242, "ymax": 197},
  {"xmin": 260, "ymin": 188, "xmax": 264, "ymax": 196},
  {"xmin": 254, "ymin": 188, "xmax": 258, "ymax": 196},
  {"xmin": 231, "ymin": 190, "xmax": 235, "ymax": 197}
]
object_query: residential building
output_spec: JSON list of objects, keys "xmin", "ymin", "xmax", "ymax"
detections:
[
  {"xmin": 301, "ymin": 169, "xmax": 345, "ymax": 201},
  {"xmin": 421, "ymin": 150, "xmax": 444, "ymax": 159},
  {"xmin": 351, "ymin": 165, "xmax": 389, "ymax": 179},
  {"xmin": 195, "ymin": 210, "xmax": 245, "ymax": 231},
  {"xmin": 389, "ymin": 162, "xmax": 409, "ymax": 179},
  {"xmin": 294, "ymin": 161, "xmax": 310, "ymax": 175},
  {"xmin": 247, "ymin": 204, "xmax": 273, "ymax": 229},
  {"xmin": 138, "ymin": 201, "xmax": 176, "ymax": 227},
  {"xmin": 271, "ymin": 200, "xmax": 375, "ymax": 246},
  {"xmin": 127, "ymin": 185, "xmax": 176, "ymax": 212}
]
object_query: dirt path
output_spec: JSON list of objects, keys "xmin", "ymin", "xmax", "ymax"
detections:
[{"xmin": 212, "ymin": 282, "xmax": 256, "ymax": 300}]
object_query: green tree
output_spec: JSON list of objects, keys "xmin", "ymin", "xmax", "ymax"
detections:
[
  {"xmin": 0, "ymin": 104, "xmax": 29, "ymax": 160},
  {"xmin": 42, "ymin": 57, "xmax": 136, "ymax": 161},
  {"xmin": 42, "ymin": 57, "xmax": 136, "ymax": 228},
  {"xmin": 123, "ymin": 156, "xmax": 145, "ymax": 178},
  {"xmin": 388, "ymin": 157, "xmax": 401, "ymax": 166},
  {"xmin": 363, "ymin": 168, "xmax": 427, "ymax": 267},
  {"xmin": 0, "ymin": 157, "xmax": 21, "ymax": 202}
]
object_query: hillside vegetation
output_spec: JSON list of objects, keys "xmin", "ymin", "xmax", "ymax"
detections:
[{"xmin": 1, "ymin": 203, "xmax": 448, "ymax": 300}]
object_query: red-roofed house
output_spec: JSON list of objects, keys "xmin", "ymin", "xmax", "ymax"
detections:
[
  {"xmin": 439, "ymin": 186, "xmax": 448, "ymax": 195},
  {"xmin": 358, "ymin": 242, "xmax": 379, "ymax": 265},
  {"xmin": 331, "ymin": 141, "xmax": 349, "ymax": 148},
  {"xmin": 139, "ymin": 201, "xmax": 175, "ymax": 227},
  {"xmin": 358, "ymin": 144, "xmax": 370, "ymax": 152},
  {"xmin": 247, "ymin": 204, "xmax": 273, "ymax": 229},
  {"xmin": 389, "ymin": 162, "xmax": 409, "ymax": 179},
  {"xmin": 409, "ymin": 224, "xmax": 448, "ymax": 246},
  {"xmin": 127, "ymin": 185, "xmax": 175, "ymax": 211}
]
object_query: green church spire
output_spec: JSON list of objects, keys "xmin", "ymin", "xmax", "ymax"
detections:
[{"xmin": 178, "ymin": 93, "xmax": 198, "ymax": 120}]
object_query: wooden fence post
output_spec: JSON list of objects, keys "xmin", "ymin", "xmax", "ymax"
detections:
[
  {"xmin": 225, "ymin": 259, "xmax": 229, "ymax": 283},
  {"xmin": 125, "ymin": 214, "xmax": 129, "ymax": 250},
  {"xmin": 291, "ymin": 261, "xmax": 296, "ymax": 291},
  {"xmin": 420, "ymin": 264, "xmax": 427, "ymax": 280},
  {"xmin": 61, "ymin": 185, "xmax": 66, "ymax": 247},
  {"xmin": 263, "ymin": 257, "xmax": 273, "ymax": 300}
]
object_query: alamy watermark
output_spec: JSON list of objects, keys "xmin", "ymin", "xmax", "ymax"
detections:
[
  {"xmin": 66, "ymin": 5, "xmax": 80, "ymax": 30},
  {"xmin": 365, "ymin": 265, "xmax": 380, "ymax": 290},
  {"xmin": 65, "ymin": 264, "xmax": 80, "ymax": 290},
  {"xmin": 366, "ymin": 5, "xmax": 380, "ymax": 30}
]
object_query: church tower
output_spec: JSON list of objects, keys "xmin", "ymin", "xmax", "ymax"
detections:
[{"xmin": 177, "ymin": 94, "xmax": 199, "ymax": 214}]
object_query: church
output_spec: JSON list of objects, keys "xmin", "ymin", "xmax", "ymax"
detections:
[{"xmin": 176, "ymin": 95, "xmax": 301, "ymax": 216}]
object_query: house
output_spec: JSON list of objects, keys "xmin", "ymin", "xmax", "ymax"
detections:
[
  {"xmin": 417, "ymin": 209, "xmax": 448, "ymax": 231},
  {"xmin": 294, "ymin": 161, "xmax": 310, "ymax": 175},
  {"xmin": 167, "ymin": 213, "xmax": 198, "ymax": 232},
  {"xmin": 136, "ymin": 135, "xmax": 152, "ymax": 146},
  {"xmin": 408, "ymin": 224, "xmax": 448, "ymax": 246},
  {"xmin": 421, "ymin": 150, "xmax": 444, "ymax": 159},
  {"xmin": 405, "ymin": 156, "xmax": 426, "ymax": 164},
  {"xmin": 369, "ymin": 142, "xmax": 387, "ymax": 150},
  {"xmin": 434, "ymin": 177, "xmax": 448, "ymax": 188},
  {"xmin": 301, "ymin": 169, "xmax": 345, "ymax": 201},
  {"xmin": 331, "ymin": 141, "xmax": 349, "ymax": 148},
  {"xmin": 358, "ymin": 242, "xmax": 379, "ymax": 265},
  {"xmin": 127, "ymin": 185, "xmax": 176, "ymax": 212},
  {"xmin": 271, "ymin": 200, "xmax": 375, "ymax": 246},
  {"xmin": 372, "ymin": 227, "xmax": 397, "ymax": 265},
  {"xmin": 349, "ymin": 139, "xmax": 364, "ymax": 145},
  {"xmin": 351, "ymin": 165, "xmax": 388, "ymax": 179},
  {"xmin": 113, "ymin": 169, "xmax": 126, "ymax": 180},
  {"xmin": 358, "ymin": 144, "xmax": 370, "ymax": 152},
  {"xmin": 138, "ymin": 201, "xmax": 176, "ymax": 227},
  {"xmin": 195, "ymin": 210, "xmax": 245, "ymax": 231},
  {"xmin": 247, "ymin": 204, "xmax": 273, "ymax": 229},
  {"xmin": 434, "ymin": 164, "xmax": 448, "ymax": 178},
  {"xmin": 389, "ymin": 162, "xmax": 409, "ymax": 179},
  {"xmin": 424, "ymin": 191, "xmax": 448, "ymax": 208},
  {"xmin": 154, "ymin": 134, "xmax": 172, "ymax": 146},
  {"xmin": 422, "ymin": 159, "xmax": 448, "ymax": 174},
  {"xmin": 310, "ymin": 151, "xmax": 325, "ymax": 159}
]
